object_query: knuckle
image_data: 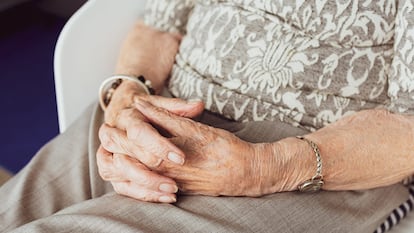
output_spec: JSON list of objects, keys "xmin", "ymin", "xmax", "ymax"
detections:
[
  {"xmin": 96, "ymin": 146, "xmax": 106, "ymax": 159},
  {"xmin": 98, "ymin": 124, "xmax": 108, "ymax": 141},
  {"xmin": 149, "ymin": 159, "xmax": 163, "ymax": 169},
  {"xmin": 142, "ymin": 140, "xmax": 168, "ymax": 159},
  {"xmin": 99, "ymin": 169, "xmax": 112, "ymax": 181},
  {"xmin": 97, "ymin": 160, "xmax": 115, "ymax": 181},
  {"xmin": 124, "ymin": 161, "xmax": 158, "ymax": 186},
  {"xmin": 138, "ymin": 94, "xmax": 151, "ymax": 101},
  {"xmin": 99, "ymin": 126, "xmax": 117, "ymax": 150},
  {"xmin": 104, "ymin": 109, "xmax": 119, "ymax": 126},
  {"xmin": 139, "ymin": 151, "xmax": 163, "ymax": 169},
  {"xmin": 148, "ymin": 138, "xmax": 168, "ymax": 153},
  {"xmin": 100, "ymin": 132, "xmax": 114, "ymax": 149},
  {"xmin": 119, "ymin": 108, "xmax": 135, "ymax": 121},
  {"xmin": 140, "ymin": 171, "xmax": 161, "ymax": 188},
  {"xmin": 134, "ymin": 94, "xmax": 150, "ymax": 104},
  {"xmin": 126, "ymin": 122, "xmax": 146, "ymax": 140},
  {"xmin": 139, "ymin": 177, "xmax": 154, "ymax": 188},
  {"xmin": 141, "ymin": 195, "xmax": 155, "ymax": 202},
  {"xmin": 97, "ymin": 161, "xmax": 113, "ymax": 180}
]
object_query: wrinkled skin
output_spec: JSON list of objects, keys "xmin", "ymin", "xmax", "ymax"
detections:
[
  {"xmin": 97, "ymin": 22, "xmax": 414, "ymax": 203},
  {"xmin": 306, "ymin": 109, "xmax": 414, "ymax": 190}
]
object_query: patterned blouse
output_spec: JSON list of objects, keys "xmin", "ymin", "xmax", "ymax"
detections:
[
  {"xmin": 145, "ymin": 0, "xmax": 414, "ymax": 132},
  {"xmin": 144, "ymin": 0, "xmax": 414, "ymax": 232}
]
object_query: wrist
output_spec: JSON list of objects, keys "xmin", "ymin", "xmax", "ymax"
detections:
[
  {"xmin": 248, "ymin": 142, "xmax": 288, "ymax": 195},
  {"xmin": 104, "ymin": 80, "xmax": 148, "ymax": 125},
  {"xmin": 250, "ymin": 138, "xmax": 315, "ymax": 194},
  {"xmin": 277, "ymin": 137, "xmax": 318, "ymax": 191},
  {"xmin": 115, "ymin": 64, "xmax": 165, "ymax": 93}
]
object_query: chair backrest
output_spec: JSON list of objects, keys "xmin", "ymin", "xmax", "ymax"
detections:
[{"xmin": 54, "ymin": 0, "xmax": 147, "ymax": 132}]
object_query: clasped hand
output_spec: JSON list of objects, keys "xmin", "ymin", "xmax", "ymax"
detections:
[{"xmin": 97, "ymin": 96, "xmax": 282, "ymax": 203}]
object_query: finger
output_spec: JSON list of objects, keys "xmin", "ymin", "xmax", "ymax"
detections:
[
  {"xmin": 96, "ymin": 145, "xmax": 126, "ymax": 181},
  {"xmin": 99, "ymin": 123, "xmax": 185, "ymax": 166},
  {"xmin": 114, "ymin": 108, "xmax": 146, "ymax": 131},
  {"xmin": 136, "ymin": 95, "xmax": 204, "ymax": 118},
  {"xmin": 134, "ymin": 100, "xmax": 197, "ymax": 137},
  {"xmin": 112, "ymin": 181, "xmax": 177, "ymax": 203},
  {"xmin": 113, "ymin": 154, "xmax": 178, "ymax": 194},
  {"xmin": 99, "ymin": 124, "xmax": 161, "ymax": 167}
]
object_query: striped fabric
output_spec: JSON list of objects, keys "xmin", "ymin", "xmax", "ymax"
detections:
[{"xmin": 374, "ymin": 180, "xmax": 414, "ymax": 233}]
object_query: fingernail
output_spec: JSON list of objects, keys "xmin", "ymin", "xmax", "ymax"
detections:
[
  {"xmin": 159, "ymin": 196, "xmax": 176, "ymax": 203},
  {"xmin": 159, "ymin": 183, "xmax": 178, "ymax": 193},
  {"xmin": 168, "ymin": 152, "xmax": 184, "ymax": 165}
]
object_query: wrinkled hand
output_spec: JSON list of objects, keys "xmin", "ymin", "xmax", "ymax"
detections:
[
  {"xmin": 129, "ymin": 100, "xmax": 291, "ymax": 197},
  {"xmin": 102, "ymin": 99, "xmax": 310, "ymax": 198},
  {"xmin": 110, "ymin": 102, "xmax": 414, "ymax": 198},
  {"xmin": 97, "ymin": 95, "xmax": 204, "ymax": 203}
]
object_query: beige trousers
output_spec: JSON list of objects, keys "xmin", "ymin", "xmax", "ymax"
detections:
[{"xmin": 0, "ymin": 103, "xmax": 409, "ymax": 233}]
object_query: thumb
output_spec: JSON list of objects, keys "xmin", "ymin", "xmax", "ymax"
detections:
[{"xmin": 134, "ymin": 95, "xmax": 204, "ymax": 118}]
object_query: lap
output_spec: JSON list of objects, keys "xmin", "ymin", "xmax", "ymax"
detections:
[
  {"xmin": 1, "ymin": 97, "xmax": 409, "ymax": 232},
  {"xmin": 10, "ymin": 185, "xmax": 408, "ymax": 233}
]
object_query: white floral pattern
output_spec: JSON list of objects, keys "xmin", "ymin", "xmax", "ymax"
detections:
[{"xmin": 145, "ymin": 0, "xmax": 414, "ymax": 131}]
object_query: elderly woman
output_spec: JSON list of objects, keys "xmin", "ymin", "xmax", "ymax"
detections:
[{"xmin": 1, "ymin": 0, "xmax": 414, "ymax": 232}]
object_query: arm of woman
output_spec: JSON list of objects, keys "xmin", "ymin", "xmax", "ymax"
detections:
[
  {"xmin": 126, "ymin": 101, "xmax": 414, "ymax": 196},
  {"xmin": 96, "ymin": 21, "xmax": 205, "ymax": 203},
  {"xmin": 96, "ymin": 0, "xmax": 199, "ymax": 203}
]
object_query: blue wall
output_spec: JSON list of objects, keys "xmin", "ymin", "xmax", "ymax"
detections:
[{"xmin": 0, "ymin": 4, "xmax": 64, "ymax": 173}]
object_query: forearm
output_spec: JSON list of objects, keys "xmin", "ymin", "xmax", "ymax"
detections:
[
  {"xmin": 112, "ymin": 21, "xmax": 181, "ymax": 96},
  {"xmin": 307, "ymin": 112, "xmax": 414, "ymax": 190},
  {"xmin": 260, "ymin": 110, "xmax": 414, "ymax": 192},
  {"xmin": 104, "ymin": 21, "xmax": 181, "ymax": 123},
  {"xmin": 115, "ymin": 55, "xmax": 166, "ymax": 94}
]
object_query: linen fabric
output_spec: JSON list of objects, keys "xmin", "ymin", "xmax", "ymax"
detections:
[{"xmin": 0, "ymin": 103, "xmax": 409, "ymax": 233}]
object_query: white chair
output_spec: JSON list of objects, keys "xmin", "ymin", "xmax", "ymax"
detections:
[
  {"xmin": 54, "ymin": 0, "xmax": 147, "ymax": 132},
  {"xmin": 53, "ymin": 1, "xmax": 414, "ymax": 232}
]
